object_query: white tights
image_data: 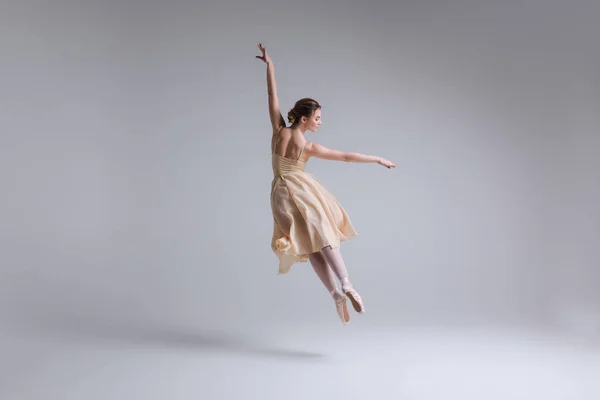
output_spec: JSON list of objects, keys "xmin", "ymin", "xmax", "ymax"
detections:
[{"xmin": 308, "ymin": 245, "xmax": 353, "ymax": 297}]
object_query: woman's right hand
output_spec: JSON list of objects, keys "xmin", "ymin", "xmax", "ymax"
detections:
[{"xmin": 377, "ymin": 157, "xmax": 396, "ymax": 169}]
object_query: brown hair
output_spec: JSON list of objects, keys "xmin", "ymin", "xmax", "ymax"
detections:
[{"xmin": 287, "ymin": 98, "xmax": 321, "ymax": 125}]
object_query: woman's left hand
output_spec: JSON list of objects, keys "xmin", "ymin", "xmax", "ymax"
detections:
[{"xmin": 255, "ymin": 43, "xmax": 271, "ymax": 64}]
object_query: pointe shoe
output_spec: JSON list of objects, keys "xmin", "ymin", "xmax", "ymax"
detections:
[
  {"xmin": 343, "ymin": 286, "xmax": 365, "ymax": 313},
  {"xmin": 332, "ymin": 291, "xmax": 350, "ymax": 325}
]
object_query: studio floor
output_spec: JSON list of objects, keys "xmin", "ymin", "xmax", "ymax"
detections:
[{"xmin": 2, "ymin": 318, "xmax": 599, "ymax": 400}]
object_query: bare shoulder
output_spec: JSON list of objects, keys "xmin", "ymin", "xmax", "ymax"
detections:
[
  {"xmin": 304, "ymin": 141, "xmax": 319, "ymax": 152},
  {"xmin": 278, "ymin": 126, "xmax": 292, "ymax": 135}
]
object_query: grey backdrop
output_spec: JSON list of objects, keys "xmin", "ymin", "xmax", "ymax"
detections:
[{"xmin": 1, "ymin": 0, "xmax": 599, "ymax": 342}]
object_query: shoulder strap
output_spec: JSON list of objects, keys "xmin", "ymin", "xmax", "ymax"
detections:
[{"xmin": 297, "ymin": 140, "xmax": 309, "ymax": 160}]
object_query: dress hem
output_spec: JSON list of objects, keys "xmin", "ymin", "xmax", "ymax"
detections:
[{"xmin": 275, "ymin": 233, "xmax": 359, "ymax": 275}]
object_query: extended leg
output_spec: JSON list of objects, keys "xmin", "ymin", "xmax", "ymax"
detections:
[
  {"xmin": 320, "ymin": 245, "xmax": 352, "ymax": 289},
  {"xmin": 320, "ymin": 245, "xmax": 365, "ymax": 313},
  {"xmin": 308, "ymin": 251, "xmax": 350, "ymax": 324}
]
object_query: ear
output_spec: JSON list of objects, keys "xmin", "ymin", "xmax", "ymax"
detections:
[{"xmin": 301, "ymin": 116, "xmax": 307, "ymax": 123}]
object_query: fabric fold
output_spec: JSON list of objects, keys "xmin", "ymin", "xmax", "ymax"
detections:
[{"xmin": 270, "ymin": 153, "xmax": 357, "ymax": 275}]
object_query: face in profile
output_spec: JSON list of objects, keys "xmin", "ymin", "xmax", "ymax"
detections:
[{"xmin": 305, "ymin": 108, "xmax": 322, "ymax": 132}]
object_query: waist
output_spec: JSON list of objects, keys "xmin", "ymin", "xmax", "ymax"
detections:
[
  {"xmin": 272, "ymin": 162, "xmax": 305, "ymax": 176},
  {"xmin": 272, "ymin": 171, "xmax": 306, "ymax": 181},
  {"xmin": 273, "ymin": 166, "xmax": 305, "ymax": 175}
]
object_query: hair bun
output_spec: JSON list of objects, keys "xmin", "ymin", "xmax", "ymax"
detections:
[{"xmin": 287, "ymin": 109, "xmax": 296, "ymax": 124}]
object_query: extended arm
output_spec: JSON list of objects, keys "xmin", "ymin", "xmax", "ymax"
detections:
[
  {"xmin": 256, "ymin": 43, "xmax": 285, "ymax": 132},
  {"xmin": 306, "ymin": 142, "xmax": 396, "ymax": 169}
]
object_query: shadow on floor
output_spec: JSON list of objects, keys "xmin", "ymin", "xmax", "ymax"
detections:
[{"xmin": 19, "ymin": 314, "xmax": 327, "ymax": 362}]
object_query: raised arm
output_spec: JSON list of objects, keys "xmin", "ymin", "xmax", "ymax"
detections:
[
  {"xmin": 306, "ymin": 142, "xmax": 396, "ymax": 169},
  {"xmin": 256, "ymin": 43, "xmax": 285, "ymax": 133}
]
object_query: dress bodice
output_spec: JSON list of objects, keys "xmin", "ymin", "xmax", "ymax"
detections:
[
  {"xmin": 272, "ymin": 153, "xmax": 306, "ymax": 177},
  {"xmin": 271, "ymin": 131, "xmax": 309, "ymax": 177}
]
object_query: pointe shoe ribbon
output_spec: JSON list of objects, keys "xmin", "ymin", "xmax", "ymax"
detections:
[{"xmin": 333, "ymin": 291, "xmax": 350, "ymax": 325}]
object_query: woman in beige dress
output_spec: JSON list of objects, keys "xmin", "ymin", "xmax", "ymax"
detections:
[{"xmin": 256, "ymin": 43, "xmax": 395, "ymax": 325}]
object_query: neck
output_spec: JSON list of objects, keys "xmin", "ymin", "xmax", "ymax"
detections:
[{"xmin": 291, "ymin": 124, "xmax": 307, "ymax": 134}]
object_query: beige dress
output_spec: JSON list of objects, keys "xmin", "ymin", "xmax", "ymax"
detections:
[{"xmin": 270, "ymin": 134, "xmax": 357, "ymax": 274}]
